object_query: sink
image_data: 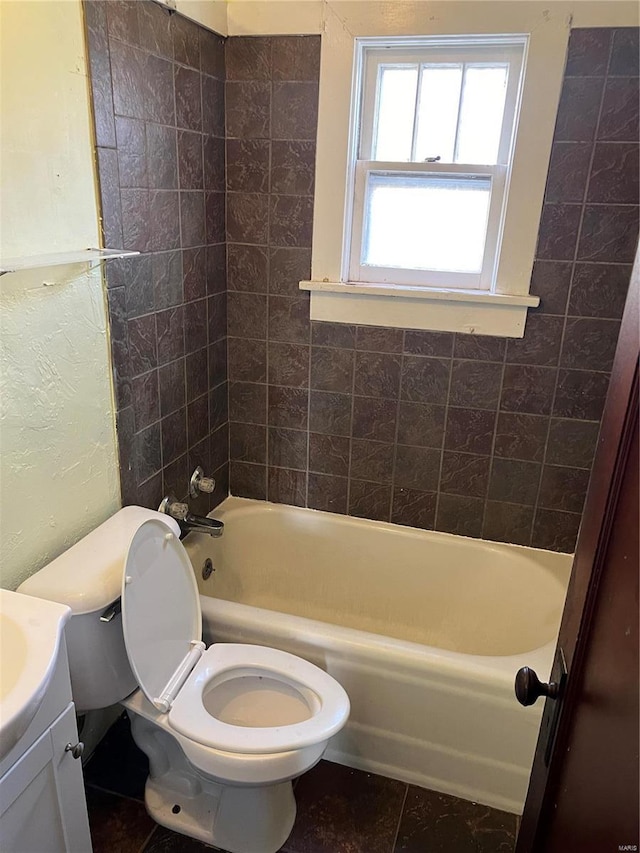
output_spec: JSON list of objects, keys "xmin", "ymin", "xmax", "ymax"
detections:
[{"xmin": 0, "ymin": 589, "xmax": 70, "ymax": 761}]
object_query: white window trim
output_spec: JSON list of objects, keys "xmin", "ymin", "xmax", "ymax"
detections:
[
  {"xmin": 346, "ymin": 37, "xmax": 524, "ymax": 292},
  {"xmin": 302, "ymin": 3, "xmax": 576, "ymax": 338}
]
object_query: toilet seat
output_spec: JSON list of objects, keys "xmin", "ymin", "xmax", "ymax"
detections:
[
  {"xmin": 169, "ymin": 643, "xmax": 350, "ymax": 754},
  {"xmin": 121, "ymin": 519, "xmax": 349, "ymax": 759}
]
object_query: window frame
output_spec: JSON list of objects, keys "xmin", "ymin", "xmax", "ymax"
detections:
[{"xmin": 345, "ymin": 37, "xmax": 526, "ymax": 292}]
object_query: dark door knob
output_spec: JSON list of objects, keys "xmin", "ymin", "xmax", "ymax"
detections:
[{"xmin": 515, "ymin": 667, "xmax": 560, "ymax": 706}]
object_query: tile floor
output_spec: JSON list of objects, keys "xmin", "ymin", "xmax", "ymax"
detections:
[{"xmin": 84, "ymin": 715, "xmax": 519, "ymax": 853}]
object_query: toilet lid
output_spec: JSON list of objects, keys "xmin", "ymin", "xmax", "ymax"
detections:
[{"xmin": 122, "ymin": 519, "xmax": 202, "ymax": 706}]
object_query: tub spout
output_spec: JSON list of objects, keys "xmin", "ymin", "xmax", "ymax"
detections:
[
  {"xmin": 159, "ymin": 495, "xmax": 224, "ymax": 538},
  {"xmin": 181, "ymin": 512, "xmax": 224, "ymax": 538}
]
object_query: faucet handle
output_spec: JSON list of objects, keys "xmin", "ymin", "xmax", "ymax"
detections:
[
  {"xmin": 158, "ymin": 495, "xmax": 189, "ymax": 521},
  {"xmin": 189, "ymin": 466, "xmax": 216, "ymax": 498}
]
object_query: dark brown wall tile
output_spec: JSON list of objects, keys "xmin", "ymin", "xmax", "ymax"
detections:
[
  {"xmin": 268, "ymin": 342, "xmax": 310, "ymax": 388},
  {"xmin": 309, "ymin": 433, "xmax": 350, "ymax": 477},
  {"xmin": 501, "ymin": 365, "xmax": 556, "ymax": 415},
  {"xmin": 401, "ymin": 356, "xmax": 450, "ymax": 405},
  {"xmin": 529, "ymin": 260, "xmax": 572, "ymax": 315},
  {"xmin": 395, "ymin": 446, "xmax": 441, "ymax": 491},
  {"xmin": 225, "ymin": 37, "xmax": 271, "ymax": 81},
  {"xmin": 577, "ymin": 205, "xmax": 639, "ymax": 263},
  {"xmin": 483, "ymin": 502, "xmax": 533, "ymax": 546},
  {"xmin": 226, "ymin": 139, "xmax": 270, "ymax": 193},
  {"xmin": 505, "ymin": 314, "xmax": 564, "ymax": 366},
  {"xmin": 598, "ymin": 78, "xmax": 639, "ymax": 141},
  {"xmin": 186, "ymin": 348, "xmax": 208, "ymax": 399},
  {"xmin": 536, "ymin": 203, "xmax": 582, "ymax": 260},
  {"xmin": 156, "ymin": 306, "xmax": 184, "ymax": 364},
  {"xmin": 270, "ymin": 195, "xmax": 314, "ymax": 247},
  {"xmin": 546, "ymin": 418, "xmax": 600, "ymax": 468},
  {"xmin": 358, "ymin": 326, "xmax": 404, "ymax": 353},
  {"xmin": 609, "ymin": 28, "xmax": 639, "ymax": 76},
  {"xmin": 132, "ymin": 370, "xmax": 159, "ymax": 430},
  {"xmin": 268, "ymin": 295, "xmax": 310, "ymax": 343},
  {"xmin": 449, "ymin": 360, "xmax": 502, "ymax": 410},
  {"xmin": 172, "ymin": 13, "xmax": 200, "ymax": 69},
  {"xmin": 128, "ymin": 314, "xmax": 157, "ymax": 375},
  {"xmin": 271, "ymin": 141, "xmax": 315, "ymax": 195},
  {"xmin": 271, "ymin": 35, "xmax": 321, "ymax": 82},
  {"xmin": 352, "ymin": 397, "xmax": 396, "ymax": 442},
  {"xmin": 307, "ymin": 473, "xmax": 348, "ymax": 514},
  {"xmin": 202, "ymin": 75, "xmax": 225, "ymax": 136},
  {"xmin": 270, "ymin": 247, "xmax": 312, "ymax": 295},
  {"xmin": 161, "ymin": 407, "xmax": 187, "ymax": 464},
  {"xmin": 538, "ymin": 465, "xmax": 590, "ymax": 513},
  {"xmin": 565, "ymin": 28, "xmax": 611, "ymax": 76},
  {"xmin": 544, "ymin": 142, "xmax": 592, "ymax": 203},
  {"xmin": 272, "ymin": 81, "xmax": 318, "ymax": 139},
  {"xmin": 488, "ymin": 457, "xmax": 541, "ymax": 505},
  {"xmin": 226, "ymin": 192, "xmax": 269, "ymax": 244},
  {"xmin": 229, "ymin": 381, "xmax": 266, "ymax": 424},
  {"xmin": 354, "ymin": 352, "xmax": 402, "ymax": 399},
  {"xmin": 532, "ymin": 508, "xmax": 581, "ymax": 552},
  {"xmin": 268, "ymin": 427, "xmax": 307, "ymax": 470},
  {"xmin": 230, "ymin": 461, "xmax": 266, "ymax": 500},
  {"xmin": 146, "ymin": 123, "xmax": 178, "ymax": 188},
  {"xmin": 391, "ymin": 488, "xmax": 437, "ymax": 530},
  {"xmin": 158, "ymin": 359, "xmax": 185, "ymax": 416},
  {"xmin": 152, "ymin": 251, "xmax": 183, "ymax": 310},
  {"xmin": 494, "ymin": 412, "xmax": 549, "ymax": 462},
  {"xmin": 228, "ymin": 244, "xmax": 268, "ymax": 292},
  {"xmin": 230, "ymin": 422, "xmax": 266, "ymax": 464},
  {"xmin": 184, "ymin": 299, "xmax": 208, "ymax": 353},
  {"xmin": 268, "ymin": 467, "xmax": 307, "ymax": 506},
  {"xmin": 435, "ymin": 494, "xmax": 484, "ymax": 538},
  {"xmin": 177, "ymin": 130, "xmax": 203, "ymax": 189},
  {"xmin": 348, "ymin": 481, "xmax": 391, "ymax": 522},
  {"xmin": 440, "ymin": 452, "xmax": 490, "ymax": 498},
  {"xmin": 175, "ymin": 64, "xmax": 201, "ymax": 130},
  {"xmin": 228, "ymin": 292, "xmax": 267, "ymax": 339},
  {"xmin": 310, "ymin": 346, "xmax": 354, "ymax": 393},
  {"xmin": 561, "ymin": 318, "xmax": 621, "ymax": 371},
  {"xmin": 553, "ymin": 369, "xmax": 610, "ymax": 420},
  {"xmin": 554, "ymin": 76, "xmax": 604, "ymax": 141},
  {"xmin": 225, "ymin": 81, "xmax": 270, "ymax": 138},
  {"xmin": 397, "ymin": 402, "xmax": 445, "ymax": 448},
  {"xmin": 138, "ymin": 1, "xmax": 172, "ymax": 56},
  {"xmin": 268, "ymin": 385, "xmax": 309, "ymax": 430},
  {"xmin": 228, "ymin": 338, "xmax": 267, "ymax": 383},
  {"xmin": 312, "ymin": 321, "xmax": 357, "ymax": 349},
  {"xmin": 309, "ymin": 391, "xmax": 352, "ymax": 436},
  {"xmin": 351, "ymin": 439, "xmax": 394, "ymax": 484},
  {"xmin": 445, "ymin": 408, "xmax": 495, "ymax": 455},
  {"xmin": 208, "ymin": 338, "xmax": 227, "ymax": 387},
  {"xmin": 588, "ymin": 142, "xmax": 639, "ymax": 204},
  {"xmin": 452, "ymin": 333, "xmax": 503, "ymax": 361},
  {"xmin": 568, "ymin": 262, "xmax": 632, "ymax": 319},
  {"xmin": 203, "ymin": 135, "xmax": 225, "ymax": 191}
]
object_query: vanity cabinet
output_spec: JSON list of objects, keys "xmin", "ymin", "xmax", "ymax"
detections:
[{"xmin": 0, "ymin": 701, "xmax": 92, "ymax": 851}]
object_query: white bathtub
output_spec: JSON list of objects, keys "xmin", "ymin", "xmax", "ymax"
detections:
[{"xmin": 185, "ymin": 497, "xmax": 571, "ymax": 814}]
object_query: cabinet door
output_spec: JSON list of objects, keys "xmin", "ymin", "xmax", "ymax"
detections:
[{"xmin": 0, "ymin": 703, "xmax": 92, "ymax": 853}]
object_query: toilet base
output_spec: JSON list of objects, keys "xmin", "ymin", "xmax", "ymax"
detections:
[{"xmin": 129, "ymin": 711, "xmax": 297, "ymax": 853}]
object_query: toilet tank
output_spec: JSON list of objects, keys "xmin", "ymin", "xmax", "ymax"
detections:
[{"xmin": 18, "ymin": 506, "xmax": 181, "ymax": 712}]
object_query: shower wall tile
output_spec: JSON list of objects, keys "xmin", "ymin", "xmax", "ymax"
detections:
[
  {"xmin": 85, "ymin": 0, "xmax": 228, "ymax": 511},
  {"xmin": 225, "ymin": 28, "xmax": 637, "ymax": 553}
]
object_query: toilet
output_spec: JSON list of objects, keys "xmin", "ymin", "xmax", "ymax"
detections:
[{"xmin": 18, "ymin": 506, "xmax": 350, "ymax": 853}]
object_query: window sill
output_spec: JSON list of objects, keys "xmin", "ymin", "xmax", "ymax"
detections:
[{"xmin": 299, "ymin": 280, "xmax": 540, "ymax": 338}]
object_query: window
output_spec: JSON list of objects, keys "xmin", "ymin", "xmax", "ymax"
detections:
[{"xmin": 346, "ymin": 37, "xmax": 526, "ymax": 291}]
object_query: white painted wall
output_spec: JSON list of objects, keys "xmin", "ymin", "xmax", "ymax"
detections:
[
  {"xmin": 0, "ymin": 0, "xmax": 120, "ymax": 590},
  {"xmin": 176, "ymin": 0, "xmax": 228, "ymax": 35}
]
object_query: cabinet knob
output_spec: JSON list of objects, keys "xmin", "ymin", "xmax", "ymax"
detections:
[{"xmin": 65, "ymin": 741, "xmax": 84, "ymax": 760}]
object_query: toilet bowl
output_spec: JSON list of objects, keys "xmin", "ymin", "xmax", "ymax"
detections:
[{"xmin": 18, "ymin": 508, "xmax": 350, "ymax": 853}]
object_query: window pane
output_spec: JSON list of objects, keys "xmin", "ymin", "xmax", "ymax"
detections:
[
  {"xmin": 456, "ymin": 65, "xmax": 509, "ymax": 165},
  {"xmin": 372, "ymin": 65, "xmax": 418, "ymax": 161},
  {"xmin": 414, "ymin": 65, "xmax": 462, "ymax": 163},
  {"xmin": 362, "ymin": 172, "xmax": 491, "ymax": 274}
]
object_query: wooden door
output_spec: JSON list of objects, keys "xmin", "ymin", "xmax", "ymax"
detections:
[{"xmin": 516, "ymin": 257, "xmax": 639, "ymax": 852}]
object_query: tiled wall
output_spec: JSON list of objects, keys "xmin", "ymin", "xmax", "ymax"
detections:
[
  {"xmin": 84, "ymin": 0, "xmax": 228, "ymax": 513},
  {"xmin": 226, "ymin": 28, "xmax": 639, "ymax": 552}
]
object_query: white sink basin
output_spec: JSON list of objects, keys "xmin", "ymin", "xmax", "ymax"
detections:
[{"xmin": 0, "ymin": 589, "xmax": 70, "ymax": 760}]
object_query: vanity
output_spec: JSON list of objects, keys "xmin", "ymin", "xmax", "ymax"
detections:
[{"xmin": 0, "ymin": 589, "xmax": 92, "ymax": 851}]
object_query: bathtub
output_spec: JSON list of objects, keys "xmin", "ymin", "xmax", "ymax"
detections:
[{"xmin": 185, "ymin": 497, "xmax": 571, "ymax": 815}]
